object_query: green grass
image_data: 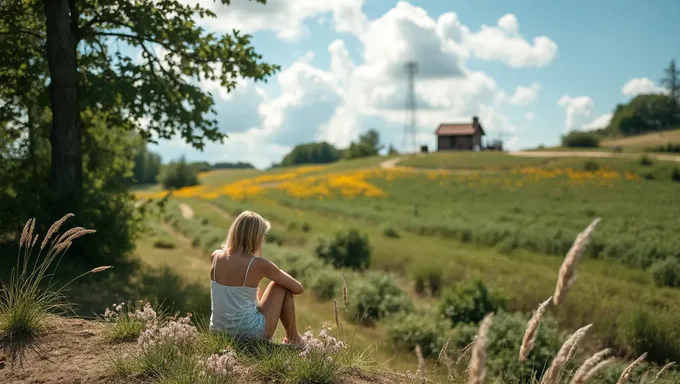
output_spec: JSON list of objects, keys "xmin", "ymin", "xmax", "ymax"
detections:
[{"xmin": 131, "ymin": 154, "xmax": 680, "ymax": 372}]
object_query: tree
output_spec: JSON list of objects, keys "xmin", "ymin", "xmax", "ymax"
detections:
[
  {"xmin": 661, "ymin": 59, "xmax": 680, "ymax": 100},
  {"xmin": 561, "ymin": 131, "xmax": 600, "ymax": 148},
  {"xmin": 387, "ymin": 144, "xmax": 399, "ymax": 155},
  {"xmin": 0, "ymin": 0, "xmax": 279, "ymax": 215},
  {"xmin": 280, "ymin": 142, "xmax": 342, "ymax": 167},
  {"xmin": 131, "ymin": 140, "xmax": 162, "ymax": 185},
  {"xmin": 608, "ymin": 94, "xmax": 680, "ymax": 136},
  {"xmin": 162, "ymin": 156, "xmax": 199, "ymax": 189},
  {"xmin": 345, "ymin": 129, "xmax": 384, "ymax": 159}
]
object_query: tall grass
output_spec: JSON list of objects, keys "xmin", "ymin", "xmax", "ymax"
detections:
[
  {"xmin": 0, "ymin": 215, "xmax": 109, "ymax": 362},
  {"xmin": 462, "ymin": 219, "xmax": 678, "ymax": 384}
]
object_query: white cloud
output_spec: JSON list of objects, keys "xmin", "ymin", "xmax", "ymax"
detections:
[
  {"xmin": 465, "ymin": 14, "xmax": 557, "ymax": 67},
  {"xmin": 557, "ymin": 95, "xmax": 595, "ymax": 132},
  {"xmin": 506, "ymin": 83, "xmax": 541, "ymax": 105},
  {"xmin": 621, "ymin": 77, "xmax": 666, "ymax": 97},
  {"xmin": 582, "ymin": 113, "xmax": 612, "ymax": 131},
  {"xmin": 525, "ymin": 112, "xmax": 535, "ymax": 121},
  {"xmin": 157, "ymin": 2, "xmax": 558, "ymax": 164}
]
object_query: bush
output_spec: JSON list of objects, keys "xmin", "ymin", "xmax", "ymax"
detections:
[
  {"xmin": 561, "ymin": 131, "xmax": 600, "ymax": 148},
  {"xmin": 439, "ymin": 279, "xmax": 506, "ymax": 326},
  {"xmin": 650, "ymin": 258, "xmax": 680, "ymax": 287},
  {"xmin": 385, "ymin": 310, "xmax": 451, "ymax": 358},
  {"xmin": 453, "ymin": 311, "xmax": 562, "ymax": 384},
  {"xmin": 301, "ymin": 223, "xmax": 311, "ymax": 232},
  {"xmin": 162, "ymin": 156, "xmax": 199, "ymax": 189},
  {"xmin": 153, "ymin": 238, "xmax": 177, "ymax": 249},
  {"xmin": 347, "ymin": 271, "xmax": 413, "ymax": 325},
  {"xmin": 672, "ymin": 168, "xmax": 680, "ymax": 182},
  {"xmin": 266, "ymin": 248, "xmax": 325, "ymax": 287},
  {"xmin": 413, "ymin": 265, "xmax": 444, "ymax": 297},
  {"xmin": 583, "ymin": 160, "xmax": 599, "ymax": 172},
  {"xmin": 639, "ymin": 155, "xmax": 654, "ymax": 166},
  {"xmin": 315, "ymin": 229, "xmax": 371, "ymax": 270},
  {"xmin": 310, "ymin": 269, "xmax": 342, "ymax": 301},
  {"xmin": 265, "ymin": 231, "xmax": 283, "ymax": 246},
  {"xmin": 381, "ymin": 226, "xmax": 400, "ymax": 239}
]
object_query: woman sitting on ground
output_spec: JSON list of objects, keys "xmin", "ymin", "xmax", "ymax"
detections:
[{"xmin": 209, "ymin": 210, "xmax": 303, "ymax": 345}]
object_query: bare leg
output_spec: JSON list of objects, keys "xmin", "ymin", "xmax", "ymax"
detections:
[{"xmin": 258, "ymin": 281, "xmax": 302, "ymax": 343}]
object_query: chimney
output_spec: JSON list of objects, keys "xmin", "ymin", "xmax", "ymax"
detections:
[{"xmin": 472, "ymin": 116, "xmax": 479, "ymax": 127}]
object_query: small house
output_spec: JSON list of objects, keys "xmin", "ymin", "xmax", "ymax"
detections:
[{"xmin": 435, "ymin": 116, "xmax": 485, "ymax": 151}]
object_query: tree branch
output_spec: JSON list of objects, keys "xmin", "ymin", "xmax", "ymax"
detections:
[
  {"xmin": 93, "ymin": 31, "xmax": 213, "ymax": 65},
  {"xmin": 0, "ymin": 30, "xmax": 44, "ymax": 39}
]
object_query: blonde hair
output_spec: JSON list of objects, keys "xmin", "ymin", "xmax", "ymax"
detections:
[{"xmin": 224, "ymin": 211, "xmax": 271, "ymax": 256}]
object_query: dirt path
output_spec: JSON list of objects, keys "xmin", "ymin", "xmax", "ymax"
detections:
[
  {"xmin": 207, "ymin": 202, "xmax": 232, "ymax": 220},
  {"xmin": 380, "ymin": 157, "xmax": 403, "ymax": 169},
  {"xmin": 179, "ymin": 203, "xmax": 195, "ymax": 219},
  {"xmin": 509, "ymin": 150, "xmax": 680, "ymax": 163}
]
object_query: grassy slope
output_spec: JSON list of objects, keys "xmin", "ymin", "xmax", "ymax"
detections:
[
  {"xmin": 601, "ymin": 128, "xmax": 680, "ymax": 150},
  {"xmin": 136, "ymin": 204, "xmax": 425, "ymax": 375},
  {"xmin": 133, "ymin": 153, "xmax": 680, "ymax": 366}
]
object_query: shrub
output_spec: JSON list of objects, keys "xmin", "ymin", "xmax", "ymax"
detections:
[
  {"xmin": 583, "ymin": 160, "xmax": 600, "ymax": 172},
  {"xmin": 162, "ymin": 156, "xmax": 199, "ymax": 189},
  {"xmin": 153, "ymin": 238, "xmax": 177, "ymax": 249},
  {"xmin": 315, "ymin": 229, "xmax": 371, "ymax": 270},
  {"xmin": 265, "ymin": 231, "xmax": 283, "ymax": 246},
  {"xmin": 650, "ymin": 258, "xmax": 680, "ymax": 287},
  {"xmin": 672, "ymin": 168, "xmax": 680, "ymax": 182},
  {"xmin": 617, "ymin": 309, "xmax": 678, "ymax": 364},
  {"xmin": 310, "ymin": 269, "xmax": 342, "ymax": 301},
  {"xmin": 385, "ymin": 310, "xmax": 451, "ymax": 358},
  {"xmin": 347, "ymin": 271, "xmax": 413, "ymax": 325},
  {"xmin": 412, "ymin": 265, "xmax": 444, "ymax": 297},
  {"xmin": 639, "ymin": 155, "xmax": 654, "ymax": 166},
  {"xmin": 265, "ymin": 248, "xmax": 325, "ymax": 287},
  {"xmin": 439, "ymin": 279, "xmax": 506, "ymax": 326},
  {"xmin": 301, "ymin": 223, "xmax": 311, "ymax": 232},
  {"xmin": 453, "ymin": 311, "xmax": 562, "ymax": 384},
  {"xmin": 561, "ymin": 131, "xmax": 600, "ymax": 148},
  {"xmin": 382, "ymin": 226, "xmax": 400, "ymax": 239}
]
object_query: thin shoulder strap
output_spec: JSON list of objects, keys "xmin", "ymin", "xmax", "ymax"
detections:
[
  {"xmin": 243, "ymin": 257, "xmax": 256, "ymax": 286},
  {"xmin": 212, "ymin": 252, "xmax": 219, "ymax": 281}
]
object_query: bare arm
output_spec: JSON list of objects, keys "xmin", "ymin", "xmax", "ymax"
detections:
[{"xmin": 261, "ymin": 259, "xmax": 304, "ymax": 295}]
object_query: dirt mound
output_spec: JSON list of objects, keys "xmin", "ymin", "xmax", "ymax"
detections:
[
  {"xmin": 1, "ymin": 317, "xmax": 402, "ymax": 384},
  {"xmin": 0, "ymin": 316, "xmax": 127, "ymax": 384}
]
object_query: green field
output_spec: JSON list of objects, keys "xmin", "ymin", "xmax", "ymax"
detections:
[{"xmin": 131, "ymin": 151, "xmax": 680, "ymax": 379}]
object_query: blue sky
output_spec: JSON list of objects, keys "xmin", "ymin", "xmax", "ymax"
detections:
[{"xmin": 152, "ymin": 0, "xmax": 679, "ymax": 168}]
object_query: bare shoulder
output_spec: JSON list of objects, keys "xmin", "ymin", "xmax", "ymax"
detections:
[
  {"xmin": 254, "ymin": 257, "xmax": 277, "ymax": 271},
  {"xmin": 210, "ymin": 249, "xmax": 224, "ymax": 262}
]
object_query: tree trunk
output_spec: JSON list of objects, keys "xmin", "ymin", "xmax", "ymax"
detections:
[{"xmin": 44, "ymin": 0, "xmax": 82, "ymax": 213}]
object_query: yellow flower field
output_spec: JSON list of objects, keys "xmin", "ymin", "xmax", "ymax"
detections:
[{"xmin": 135, "ymin": 164, "xmax": 640, "ymax": 201}]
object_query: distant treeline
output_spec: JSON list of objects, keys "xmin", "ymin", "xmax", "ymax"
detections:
[
  {"xmin": 275, "ymin": 129, "xmax": 397, "ymax": 168},
  {"xmin": 562, "ymin": 60, "xmax": 680, "ymax": 148},
  {"xmin": 130, "ymin": 144, "xmax": 255, "ymax": 188}
]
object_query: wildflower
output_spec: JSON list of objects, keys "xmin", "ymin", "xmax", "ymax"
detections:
[{"xmin": 202, "ymin": 348, "xmax": 239, "ymax": 377}]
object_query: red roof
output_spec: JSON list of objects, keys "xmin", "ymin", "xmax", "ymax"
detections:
[{"xmin": 435, "ymin": 123, "xmax": 476, "ymax": 136}]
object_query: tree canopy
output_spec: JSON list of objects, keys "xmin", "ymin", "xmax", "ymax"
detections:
[
  {"xmin": 608, "ymin": 94, "xmax": 680, "ymax": 136},
  {"xmin": 0, "ymin": 0, "xmax": 278, "ymax": 214},
  {"xmin": 280, "ymin": 142, "xmax": 342, "ymax": 167},
  {"xmin": 345, "ymin": 129, "xmax": 384, "ymax": 159}
]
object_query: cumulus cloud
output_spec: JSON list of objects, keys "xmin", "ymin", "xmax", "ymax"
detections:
[
  {"xmin": 525, "ymin": 112, "xmax": 535, "ymax": 121},
  {"xmin": 506, "ymin": 83, "xmax": 541, "ymax": 105},
  {"xmin": 621, "ymin": 77, "xmax": 666, "ymax": 97},
  {"xmin": 557, "ymin": 95, "xmax": 595, "ymax": 132},
  {"xmin": 157, "ymin": 1, "xmax": 559, "ymax": 164},
  {"xmin": 465, "ymin": 14, "xmax": 557, "ymax": 67},
  {"xmin": 582, "ymin": 113, "xmax": 612, "ymax": 131}
]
